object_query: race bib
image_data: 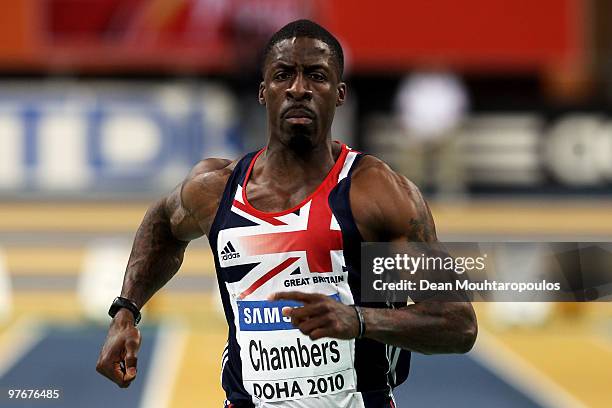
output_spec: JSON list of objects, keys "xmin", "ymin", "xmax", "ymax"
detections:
[{"xmin": 235, "ymin": 296, "xmax": 357, "ymax": 402}]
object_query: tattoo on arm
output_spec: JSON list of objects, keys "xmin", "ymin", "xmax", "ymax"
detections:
[
  {"xmin": 117, "ymin": 158, "xmax": 227, "ymax": 310},
  {"xmin": 408, "ymin": 218, "xmax": 434, "ymax": 242},
  {"xmin": 120, "ymin": 198, "xmax": 189, "ymax": 308},
  {"xmin": 406, "ymin": 196, "xmax": 437, "ymax": 242}
]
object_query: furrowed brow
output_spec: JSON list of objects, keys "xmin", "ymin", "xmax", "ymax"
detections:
[
  {"xmin": 271, "ymin": 61, "xmax": 295, "ymax": 70},
  {"xmin": 304, "ymin": 63, "xmax": 329, "ymax": 72}
]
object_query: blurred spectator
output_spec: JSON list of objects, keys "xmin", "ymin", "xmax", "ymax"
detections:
[{"xmin": 394, "ymin": 70, "xmax": 468, "ymax": 197}]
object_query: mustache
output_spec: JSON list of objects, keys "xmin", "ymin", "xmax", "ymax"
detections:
[{"xmin": 282, "ymin": 105, "xmax": 315, "ymax": 118}]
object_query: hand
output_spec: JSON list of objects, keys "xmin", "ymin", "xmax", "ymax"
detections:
[
  {"xmin": 96, "ymin": 309, "xmax": 142, "ymax": 388},
  {"xmin": 268, "ymin": 291, "xmax": 359, "ymax": 341}
]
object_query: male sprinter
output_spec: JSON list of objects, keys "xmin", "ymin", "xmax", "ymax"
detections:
[{"xmin": 96, "ymin": 20, "xmax": 477, "ymax": 407}]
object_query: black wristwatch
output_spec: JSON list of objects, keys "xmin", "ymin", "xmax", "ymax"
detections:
[{"xmin": 108, "ymin": 297, "xmax": 141, "ymax": 325}]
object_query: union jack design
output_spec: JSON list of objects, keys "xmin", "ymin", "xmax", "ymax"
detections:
[{"xmin": 218, "ymin": 144, "xmax": 359, "ymax": 302}]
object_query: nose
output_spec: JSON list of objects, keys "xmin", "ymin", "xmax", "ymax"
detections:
[{"xmin": 286, "ymin": 73, "xmax": 312, "ymax": 101}]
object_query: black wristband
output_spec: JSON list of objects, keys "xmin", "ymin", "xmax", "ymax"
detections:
[
  {"xmin": 108, "ymin": 297, "xmax": 141, "ymax": 326},
  {"xmin": 351, "ymin": 305, "xmax": 366, "ymax": 339}
]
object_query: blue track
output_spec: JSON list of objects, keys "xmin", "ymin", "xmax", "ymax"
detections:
[
  {"xmin": 0, "ymin": 325, "xmax": 156, "ymax": 408},
  {"xmin": 394, "ymin": 353, "xmax": 543, "ymax": 408},
  {"xmin": 0, "ymin": 325, "xmax": 545, "ymax": 408}
]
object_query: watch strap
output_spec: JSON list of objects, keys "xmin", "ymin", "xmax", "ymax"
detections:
[{"xmin": 108, "ymin": 297, "xmax": 141, "ymax": 325}]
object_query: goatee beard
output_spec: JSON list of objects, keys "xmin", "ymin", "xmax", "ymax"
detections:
[{"xmin": 287, "ymin": 132, "xmax": 314, "ymax": 153}]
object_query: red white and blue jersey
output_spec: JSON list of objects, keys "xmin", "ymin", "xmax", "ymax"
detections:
[{"xmin": 209, "ymin": 143, "xmax": 410, "ymax": 408}]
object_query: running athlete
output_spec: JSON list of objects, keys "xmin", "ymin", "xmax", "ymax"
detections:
[{"xmin": 96, "ymin": 20, "xmax": 477, "ymax": 407}]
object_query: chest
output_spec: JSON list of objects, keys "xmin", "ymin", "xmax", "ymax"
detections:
[
  {"xmin": 244, "ymin": 178, "xmax": 323, "ymax": 213},
  {"xmin": 217, "ymin": 178, "xmax": 345, "ymax": 276}
]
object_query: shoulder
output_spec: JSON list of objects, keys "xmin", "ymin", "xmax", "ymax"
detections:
[
  {"xmin": 163, "ymin": 157, "xmax": 236, "ymax": 241},
  {"xmin": 182, "ymin": 158, "xmax": 235, "ymax": 197},
  {"xmin": 351, "ymin": 155, "xmax": 419, "ymax": 197},
  {"xmin": 350, "ymin": 155, "xmax": 437, "ymax": 242},
  {"xmin": 351, "ymin": 155, "xmax": 422, "ymax": 215},
  {"xmin": 179, "ymin": 157, "xmax": 236, "ymax": 224}
]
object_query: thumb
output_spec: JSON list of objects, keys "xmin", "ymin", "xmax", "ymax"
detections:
[
  {"xmin": 124, "ymin": 354, "xmax": 137, "ymax": 380},
  {"xmin": 123, "ymin": 341, "xmax": 139, "ymax": 380}
]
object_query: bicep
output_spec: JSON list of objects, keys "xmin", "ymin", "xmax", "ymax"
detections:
[
  {"xmin": 165, "ymin": 183, "xmax": 204, "ymax": 242},
  {"xmin": 167, "ymin": 157, "xmax": 232, "ymax": 241},
  {"xmin": 378, "ymin": 173, "xmax": 437, "ymax": 243}
]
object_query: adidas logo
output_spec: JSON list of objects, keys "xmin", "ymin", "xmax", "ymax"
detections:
[{"xmin": 221, "ymin": 241, "xmax": 240, "ymax": 261}]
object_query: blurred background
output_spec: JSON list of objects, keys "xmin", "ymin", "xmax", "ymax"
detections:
[{"xmin": 0, "ymin": 0, "xmax": 611, "ymax": 407}]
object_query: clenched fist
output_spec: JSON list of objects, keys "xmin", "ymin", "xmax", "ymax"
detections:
[{"xmin": 96, "ymin": 308, "xmax": 142, "ymax": 388}]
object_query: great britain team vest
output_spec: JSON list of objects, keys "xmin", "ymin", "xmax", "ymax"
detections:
[{"xmin": 209, "ymin": 143, "xmax": 411, "ymax": 408}]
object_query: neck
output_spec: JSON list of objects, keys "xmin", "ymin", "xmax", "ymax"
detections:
[{"xmin": 259, "ymin": 136, "xmax": 336, "ymax": 181}]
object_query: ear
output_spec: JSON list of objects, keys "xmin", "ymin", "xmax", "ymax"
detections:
[
  {"xmin": 258, "ymin": 82, "xmax": 266, "ymax": 105},
  {"xmin": 336, "ymin": 82, "xmax": 347, "ymax": 107}
]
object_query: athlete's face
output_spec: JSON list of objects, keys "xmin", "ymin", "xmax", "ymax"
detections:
[{"xmin": 259, "ymin": 37, "xmax": 346, "ymax": 150}]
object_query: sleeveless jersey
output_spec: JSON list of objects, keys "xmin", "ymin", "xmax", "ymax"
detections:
[{"xmin": 209, "ymin": 143, "xmax": 411, "ymax": 408}]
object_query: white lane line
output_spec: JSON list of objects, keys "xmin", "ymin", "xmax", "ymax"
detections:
[
  {"xmin": 0, "ymin": 317, "xmax": 46, "ymax": 378},
  {"xmin": 139, "ymin": 320, "xmax": 188, "ymax": 408},
  {"xmin": 471, "ymin": 329, "xmax": 588, "ymax": 408}
]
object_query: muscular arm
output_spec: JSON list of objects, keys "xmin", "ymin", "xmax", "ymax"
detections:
[
  {"xmin": 119, "ymin": 195, "xmax": 188, "ymax": 309},
  {"xmin": 120, "ymin": 158, "xmax": 231, "ymax": 310},
  {"xmin": 352, "ymin": 157, "xmax": 477, "ymax": 354},
  {"xmin": 97, "ymin": 158, "xmax": 231, "ymax": 387}
]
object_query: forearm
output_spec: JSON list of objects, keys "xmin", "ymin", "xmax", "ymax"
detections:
[
  {"xmin": 362, "ymin": 302, "xmax": 477, "ymax": 354},
  {"xmin": 120, "ymin": 198, "xmax": 189, "ymax": 308}
]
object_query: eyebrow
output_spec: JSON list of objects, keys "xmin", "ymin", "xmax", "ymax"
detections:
[
  {"xmin": 271, "ymin": 61, "xmax": 294, "ymax": 70},
  {"xmin": 271, "ymin": 61, "xmax": 330, "ymax": 71},
  {"xmin": 304, "ymin": 64, "xmax": 329, "ymax": 71}
]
